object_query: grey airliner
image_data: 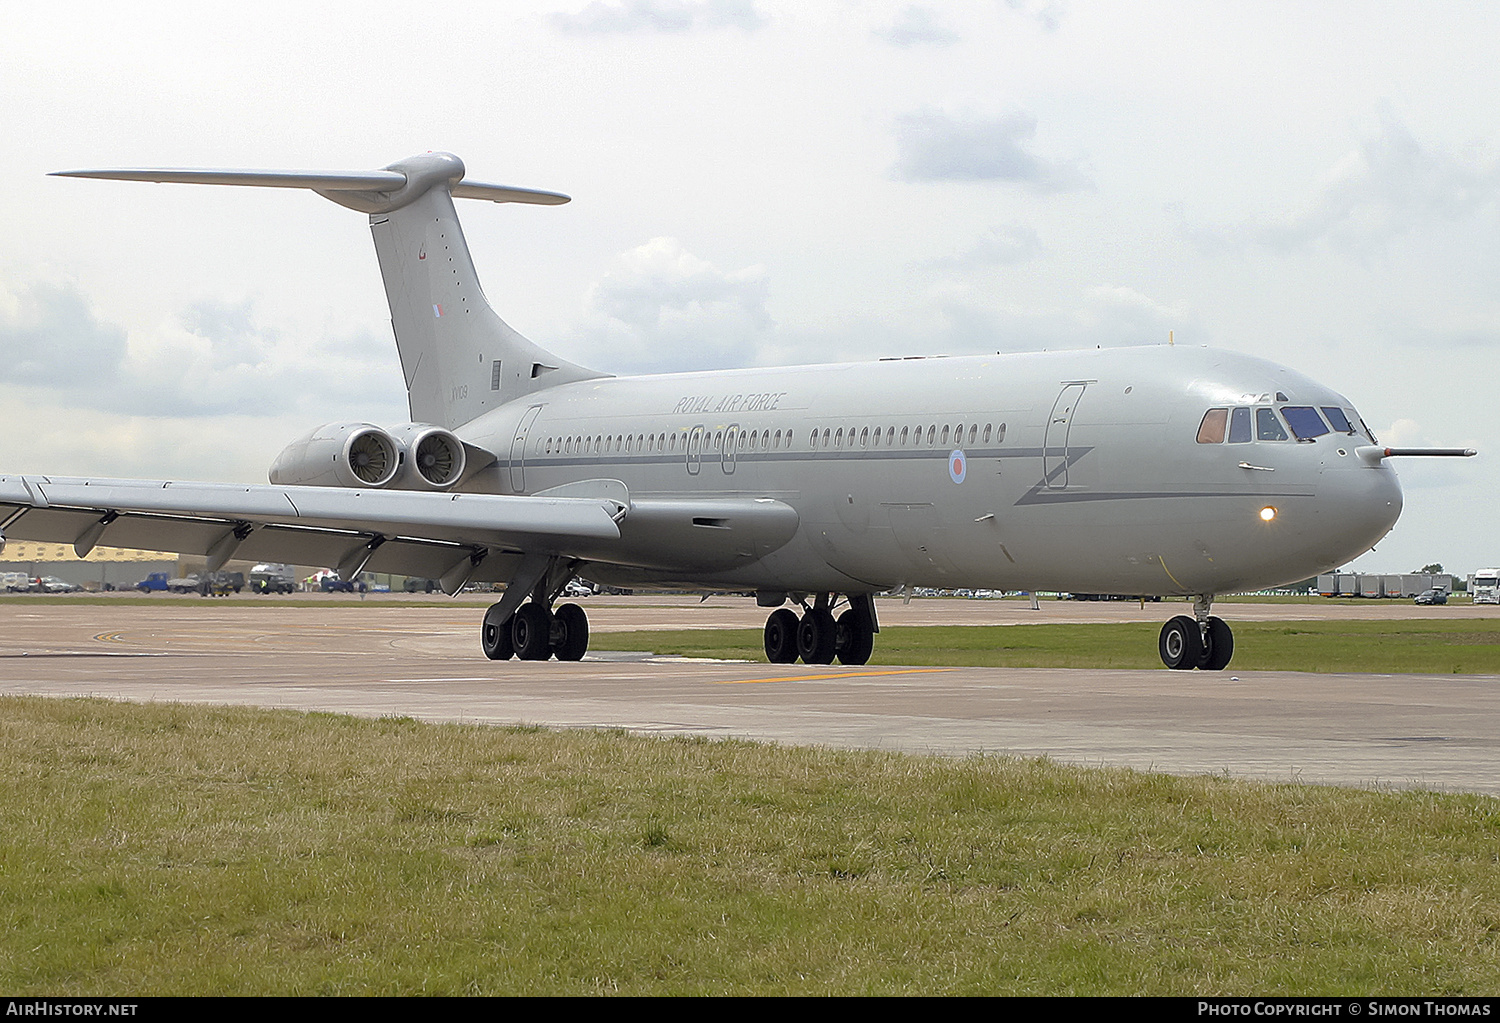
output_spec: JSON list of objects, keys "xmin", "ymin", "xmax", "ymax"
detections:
[{"xmin": 0, "ymin": 153, "xmax": 1474, "ymax": 669}]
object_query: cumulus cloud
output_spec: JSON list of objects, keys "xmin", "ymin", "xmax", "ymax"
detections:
[
  {"xmin": 1192, "ymin": 111, "xmax": 1500, "ymax": 253},
  {"xmin": 1004, "ymin": 0, "xmax": 1064, "ymax": 32},
  {"xmin": 0, "ymin": 283, "xmax": 413, "ymax": 482},
  {"xmin": 0, "ymin": 404, "xmax": 304, "ymax": 483},
  {"xmin": 552, "ymin": 234, "xmax": 1187, "ymax": 373},
  {"xmin": 0, "ymin": 282, "xmax": 406, "ymax": 422},
  {"xmin": 0, "ymin": 282, "xmax": 127, "ymax": 385},
  {"xmin": 922, "ymin": 224, "xmax": 1043, "ymax": 269},
  {"xmin": 874, "ymin": 6, "xmax": 959, "ymax": 47},
  {"xmin": 148, "ymin": 300, "xmax": 404, "ymax": 419},
  {"xmin": 891, "ymin": 109, "xmax": 1090, "ymax": 191},
  {"xmin": 1382, "ymin": 417, "xmax": 1430, "ymax": 448},
  {"xmin": 551, "ymin": 0, "xmax": 766, "ymax": 34},
  {"xmin": 562, "ymin": 237, "xmax": 773, "ymax": 374}
]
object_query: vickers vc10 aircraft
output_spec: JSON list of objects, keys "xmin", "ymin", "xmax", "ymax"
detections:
[{"xmin": 0, "ymin": 153, "xmax": 1475, "ymax": 670}]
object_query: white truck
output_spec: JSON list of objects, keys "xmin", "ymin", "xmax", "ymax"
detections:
[{"xmin": 1471, "ymin": 569, "xmax": 1500, "ymax": 605}]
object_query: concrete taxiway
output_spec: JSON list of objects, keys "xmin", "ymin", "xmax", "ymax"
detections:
[{"xmin": 1, "ymin": 595, "xmax": 1497, "ymax": 795}]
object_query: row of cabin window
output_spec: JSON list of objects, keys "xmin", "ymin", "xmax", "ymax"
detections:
[
  {"xmin": 541, "ymin": 421, "xmax": 1010, "ymax": 457},
  {"xmin": 808, "ymin": 422, "xmax": 1006, "ymax": 449},
  {"xmin": 1196, "ymin": 405, "xmax": 1371, "ymax": 445},
  {"xmin": 544, "ymin": 430, "xmax": 796, "ymax": 457}
]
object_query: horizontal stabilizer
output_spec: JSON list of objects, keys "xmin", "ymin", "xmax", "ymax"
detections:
[
  {"xmin": 51, "ymin": 158, "xmax": 570, "ymax": 206},
  {"xmin": 452, "ymin": 181, "xmax": 570, "ymax": 205},
  {"xmin": 50, "ymin": 167, "xmax": 408, "ymax": 191}
]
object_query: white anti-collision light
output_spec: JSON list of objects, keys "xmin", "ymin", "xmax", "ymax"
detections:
[{"xmin": 1259, "ymin": 506, "xmax": 1278, "ymax": 522}]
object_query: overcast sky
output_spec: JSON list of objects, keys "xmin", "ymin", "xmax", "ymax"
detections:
[{"xmin": 2, "ymin": 1, "xmax": 1496, "ymax": 576}]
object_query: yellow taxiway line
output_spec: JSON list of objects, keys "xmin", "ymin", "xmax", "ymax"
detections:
[{"xmin": 717, "ymin": 667, "xmax": 955, "ymax": 685}]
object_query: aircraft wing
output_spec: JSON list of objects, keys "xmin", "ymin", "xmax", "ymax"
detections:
[
  {"xmin": 0, "ymin": 474, "xmax": 802, "ymax": 594},
  {"xmin": 0, "ymin": 475, "xmax": 626, "ymax": 593}
]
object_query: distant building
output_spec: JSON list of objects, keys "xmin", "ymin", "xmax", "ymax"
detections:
[
  {"xmin": 0, "ymin": 542, "xmax": 178, "ymax": 590},
  {"xmin": 1316, "ymin": 572, "xmax": 1454, "ymax": 598}
]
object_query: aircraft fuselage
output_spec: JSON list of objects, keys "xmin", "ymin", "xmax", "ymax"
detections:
[{"xmin": 456, "ymin": 344, "xmax": 1403, "ymax": 598}]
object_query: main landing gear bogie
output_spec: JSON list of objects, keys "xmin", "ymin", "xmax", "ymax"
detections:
[
  {"xmin": 481, "ymin": 600, "xmax": 590, "ymax": 662},
  {"xmin": 1159, "ymin": 607, "xmax": 1234, "ymax": 671},
  {"xmin": 764, "ymin": 596, "xmax": 876, "ymax": 666},
  {"xmin": 482, "ymin": 589, "xmax": 880, "ymax": 666}
]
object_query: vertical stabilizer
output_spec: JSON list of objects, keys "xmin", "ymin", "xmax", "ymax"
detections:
[
  {"xmin": 52, "ymin": 151, "xmax": 607, "ymax": 430},
  {"xmin": 365, "ymin": 154, "xmax": 605, "ymax": 427}
]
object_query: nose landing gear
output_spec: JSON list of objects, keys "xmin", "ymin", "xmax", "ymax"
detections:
[{"xmin": 1159, "ymin": 595, "xmax": 1234, "ymax": 670}]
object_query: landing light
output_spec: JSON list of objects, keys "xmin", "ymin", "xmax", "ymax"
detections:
[{"xmin": 1259, "ymin": 506, "xmax": 1278, "ymax": 522}]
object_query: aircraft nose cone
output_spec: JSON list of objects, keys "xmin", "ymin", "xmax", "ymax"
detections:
[
  {"xmin": 1322, "ymin": 461, "xmax": 1404, "ymax": 561},
  {"xmin": 1365, "ymin": 464, "xmax": 1404, "ymax": 534}
]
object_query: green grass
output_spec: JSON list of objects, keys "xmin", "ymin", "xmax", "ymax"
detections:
[
  {"xmin": 2, "ymin": 696, "xmax": 1499, "ymax": 995},
  {"xmin": 1216, "ymin": 593, "xmax": 1476, "ymax": 605},
  {"xmin": 601, "ymin": 620, "xmax": 1500, "ymax": 674},
  {"xmin": 0, "ymin": 594, "xmax": 499, "ymax": 608}
]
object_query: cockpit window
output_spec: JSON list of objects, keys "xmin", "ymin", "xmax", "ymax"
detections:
[
  {"xmin": 1255, "ymin": 407, "xmax": 1289, "ymax": 441},
  {"xmin": 1197, "ymin": 408, "xmax": 1228, "ymax": 443},
  {"xmin": 1321, "ymin": 406, "xmax": 1354, "ymax": 434},
  {"xmin": 1228, "ymin": 407, "xmax": 1252, "ymax": 443},
  {"xmin": 1280, "ymin": 406, "xmax": 1330, "ymax": 440}
]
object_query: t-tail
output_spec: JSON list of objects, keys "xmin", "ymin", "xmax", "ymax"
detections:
[{"xmin": 52, "ymin": 152, "xmax": 606, "ymax": 428}]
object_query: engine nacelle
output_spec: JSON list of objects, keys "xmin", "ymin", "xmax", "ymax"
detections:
[
  {"xmin": 389, "ymin": 423, "xmax": 468, "ymax": 490},
  {"xmin": 269, "ymin": 422, "xmax": 400, "ymax": 488}
]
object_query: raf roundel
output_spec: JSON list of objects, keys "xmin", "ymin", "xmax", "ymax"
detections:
[{"xmin": 948, "ymin": 449, "xmax": 967, "ymax": 485}]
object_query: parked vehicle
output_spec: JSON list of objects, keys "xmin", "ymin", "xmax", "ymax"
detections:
[
  {"xmin": 33, "ymin": 575, "xmax": 81, "ymax": 593},
  {"xmin": 403, "ymin": 577, "xmax": 440, "ymax": 593},
  {"xmin": 250, "ymin": 564, "xmax": 296, "ymax": 594},
  {"xmin": 2, "ymin": 571, "xmax": 31, "ymax": 592},
  {"xmin": 136, "ymin": 571, "xmax": 170, "ymax": 592},
  {"xmin": 1414, "ymin": 588, "xmax": 1448, "ymax": 605},
  {"xmin": 203, "ymin": 571, "xmax": 245, "ymax": 596},
  {"xmin": 166, "ymin": 574, "xmax": 202, "ymax": 594},
  {"xmin": 317, "ymin": 572, "xmax": 364, "ymax": 593},
  {"xmin": 1472, "ymin": 569, "xmax": 1500, "ymax": 605}
]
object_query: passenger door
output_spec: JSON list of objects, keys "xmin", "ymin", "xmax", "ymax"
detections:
[
  {"xmin": 1043, "ymin": 382, "xmax": 1088, "ymax": 489},
  {"xmin": 508, "ymin": 404, "xmax": 542, "ymax": 492}
]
